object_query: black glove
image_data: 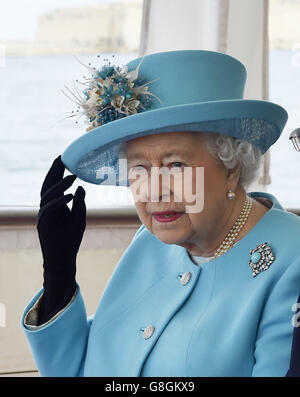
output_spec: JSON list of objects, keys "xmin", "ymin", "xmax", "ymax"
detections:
[{"xmin": 36, "ymin": 155, "xmax": 86, "ymax": 325}]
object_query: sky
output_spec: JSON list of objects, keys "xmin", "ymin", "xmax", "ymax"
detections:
[{"xmin": 0, "ymin": 0, "xmax": 140, "ymax": 40}]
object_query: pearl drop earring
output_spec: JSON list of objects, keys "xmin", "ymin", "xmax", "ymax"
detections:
[{"xmin": 227, "ymin": 189, "xmax": 235, "ymax": 200}]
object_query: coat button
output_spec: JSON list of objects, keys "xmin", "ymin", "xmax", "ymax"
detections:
[
  {"xmin": 180, "ymin": 271, "xmax": 191, "ymax": 285},
  {"xmin": 143, "ymin": 325, "xmax": 155, "ymax": 339}
]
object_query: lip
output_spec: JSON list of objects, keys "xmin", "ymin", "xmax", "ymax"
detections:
[
  {"xmin": 152, "ymin": 211, "xmax": 184, "ymax": 215},
  {"xmin": 152, "ymin": 211, "xmax": 184, "ymax": 223}
]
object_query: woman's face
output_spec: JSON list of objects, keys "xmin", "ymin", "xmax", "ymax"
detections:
[{"xmin": 126, "ymin": 131, "xmax": 241, "ymax": 254}]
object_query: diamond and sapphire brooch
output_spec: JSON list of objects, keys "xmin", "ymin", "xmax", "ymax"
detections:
[{"xmin": 249, "ymin": 242, "xmax": 275, "ymax": 277}]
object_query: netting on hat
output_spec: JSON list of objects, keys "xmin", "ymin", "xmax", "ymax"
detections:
[{"xmin": 75, "ymin": 117, "xmax": 278, "ymax": 186}]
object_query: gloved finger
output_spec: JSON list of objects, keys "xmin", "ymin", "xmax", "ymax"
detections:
[
  {"xmin": 38, "ymin": 193, "xmax": 74, "ymax": 225},
  {"xmin": 40, "ymin": 155, "xmax": 65, "ymax": 199},
  {"xmin": 71, "ymin": 186, "xmax": 86, "ymax": 228},
  {"xmin": 40, "ymin": 174, "xmax": 77, "ymax": 207}
]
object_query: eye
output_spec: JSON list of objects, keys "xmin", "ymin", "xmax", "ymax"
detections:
[
  {"xmin": 170, "ymin": 162, "xmax": 184, "ymax": 168},
  {"xmin": 130, "ymin": 164, "xmax": 145, "ymax": 169},
  {"xmin": 128, "ymin": 165, "xmax": 147, "ymax": 176}
]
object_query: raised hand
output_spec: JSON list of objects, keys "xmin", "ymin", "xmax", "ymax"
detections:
[
  {"xmin": 38, "ymin": 155, "xmax": 86, "ymax": 265},
  {"xmin": 37, "ymin": 155, "xmax": 86, "ymax": 324}
]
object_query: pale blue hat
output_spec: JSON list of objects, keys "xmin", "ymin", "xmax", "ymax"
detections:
[{"xmin": 61, "ymin": 50, "xmax": 288, "ymax": 186}]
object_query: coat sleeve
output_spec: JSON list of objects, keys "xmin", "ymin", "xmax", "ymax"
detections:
[
  {"xmin": 20, "ymin": 284, "xmax": 91, "ymax": 377},
  {"xmin": 23, "ymin": 287, "xmax": 78, "ymax": 330},
  {"xmin": 251, "ymin": 256, "xmax": 300, "ymax": 377}
]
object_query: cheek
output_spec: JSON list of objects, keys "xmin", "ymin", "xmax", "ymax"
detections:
[
  {"xmin": 135, "ymin": 202, "xmax": 146, "ymax": 216},
  {"xmin": 187, "ymin": 209, "xmax": 205, "ymax": 226},
  {"xmin": 134, "ymin": 202, "xmax": 152, "ymax": 227},
  {"xmin": 129, "ymin": 173, "xmax": 149, "ymax": 203},
  {"xmin": 204, "ymin": 164, "xmax": 227, "ymax": 196}
]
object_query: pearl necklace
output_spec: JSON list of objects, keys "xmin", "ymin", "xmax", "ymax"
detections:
[{"xmin": 213, "ymin": 195, "xmax": 253, "ymax": 259}]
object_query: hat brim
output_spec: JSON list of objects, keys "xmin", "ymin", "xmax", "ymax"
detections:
[{"xmin": 61, "ymin": 99, "xmax": 288, "ymax": 186}]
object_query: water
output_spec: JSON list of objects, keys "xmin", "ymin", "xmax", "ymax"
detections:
[{"xmin": 0, "ymin": 50, "xmax": 299, "ymax": 209}]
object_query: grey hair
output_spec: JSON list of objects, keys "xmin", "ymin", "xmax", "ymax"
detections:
[
  {"xmin": 116, "ymin": 131, "xmax": 263, "ymax": 190},
  {"xmin": 199, "ymin": 132, "xmax": 263, "ymax": 190}
]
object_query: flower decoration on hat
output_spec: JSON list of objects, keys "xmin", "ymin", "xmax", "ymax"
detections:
[{"xmin": 63, "ymin": 55, "xmax": 162, "ymax": 132}]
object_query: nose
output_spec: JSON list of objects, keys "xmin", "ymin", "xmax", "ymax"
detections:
[
  {"xmin": 129, "ymin": 165, "xmax": 183, "ymax": 204},
  {"xmin": 148, "ymin": 166, "xmax": 172, "ymax": 202}
]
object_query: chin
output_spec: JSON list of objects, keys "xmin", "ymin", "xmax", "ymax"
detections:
[{"xmin": 152, "ymin": 228, "xmax": 188, "ymax": 245}]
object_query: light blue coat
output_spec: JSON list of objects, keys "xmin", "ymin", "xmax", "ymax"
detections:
[{"xmin": 21, "ymin": 192, "xmax": 300, "ymax": 376}]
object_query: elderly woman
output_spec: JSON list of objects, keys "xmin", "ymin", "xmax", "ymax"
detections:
[{"xmin": 21, "ymin": 50, "xmax": 300, "ymax": 377}]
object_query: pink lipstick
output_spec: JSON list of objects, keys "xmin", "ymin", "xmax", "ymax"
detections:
[{"xmin": 152, "ymin": 211, "xmax": 184, "ymax": 223}]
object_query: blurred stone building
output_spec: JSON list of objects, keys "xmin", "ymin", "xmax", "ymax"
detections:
[{"xmin": 3, "ymin": 1, "xmax": 143, "ymax": 56}]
